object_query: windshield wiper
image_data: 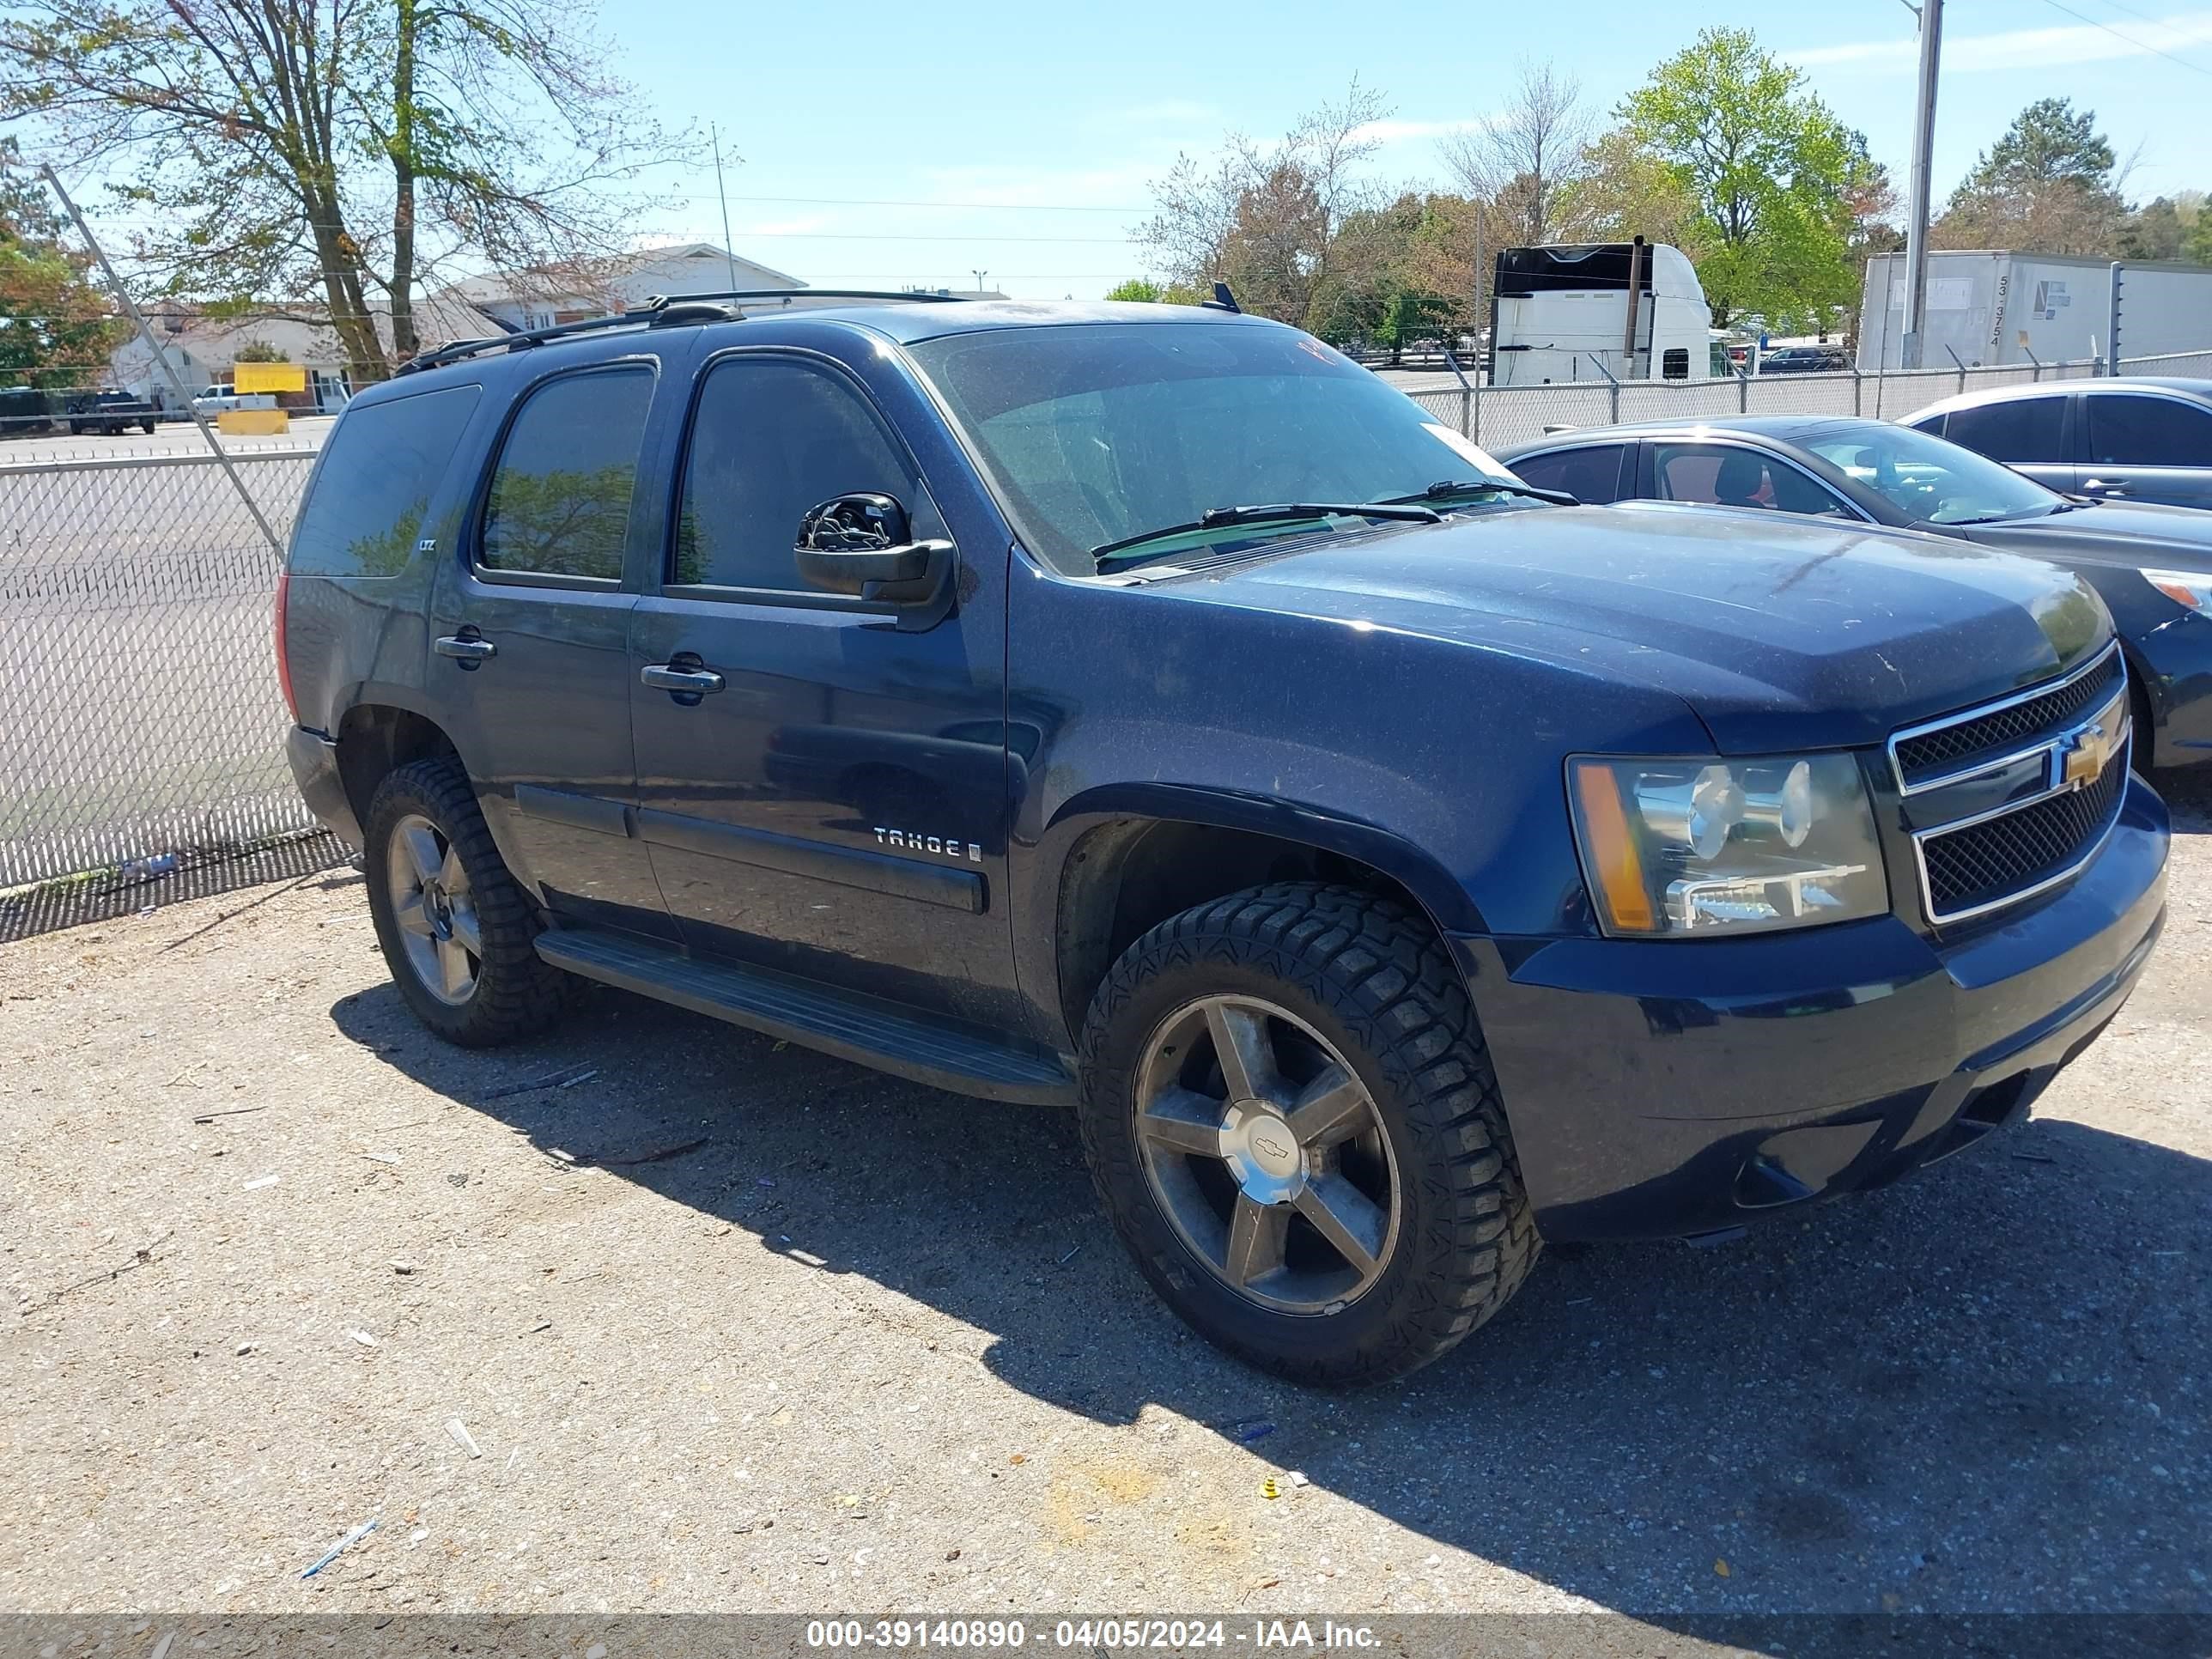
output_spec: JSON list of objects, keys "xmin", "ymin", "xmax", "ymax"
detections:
[
  {"xmin": 1091, "ymin": 501, "xmax": 1441, "ymax": 568},
  {"xmin": 1381, "ymin": 477, "xmax": 1579, "ymax": 509}
]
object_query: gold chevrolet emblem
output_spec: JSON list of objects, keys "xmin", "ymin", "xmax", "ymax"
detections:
[{"xmin": 2058, "ymin": 710, "xmax": 2127, "ymax": 789}]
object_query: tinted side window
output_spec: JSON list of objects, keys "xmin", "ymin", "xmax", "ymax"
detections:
[
  {"xmin": 478, "ymin": 368, "xmax": 653, "ymax": 580},
  {"xmin": 2086, "ymin": 394, "xmax": 2212, "ymax": 467},
  {"xmin": 1943, "ymin": 396, "xmax": 2064, "ymax": 463},
  {"xmin": 290, "ymin": 385, "xmax": 481, "ymax": 575},
  {"xmin": 1655, "ymin": 444, "xmax": 1848, "ymax": 517},
  {"xmin": 674, "ymin": 357, "xmax": 918, "ymax": 590},
  {"xmin": 1511, "ymin": 445, "xmax": 1626, "ymax": 505},
  {"xmin": 1661, "ymin": 348, "xmax": 1689, "ymax": 380}
]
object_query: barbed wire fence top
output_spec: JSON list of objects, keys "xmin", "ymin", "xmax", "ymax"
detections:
[{"xmin": 5, "ymin": 345, "xmax": 2211, "ymax": 895}]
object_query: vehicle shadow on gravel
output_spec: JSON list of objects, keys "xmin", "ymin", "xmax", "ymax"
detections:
[
  {"xmin": 2160, "ymin": 763, "xmax": 2212, "ymax": 836},
  {"xmin": 332, "ymin": 979, "xmax": 2212, "ymax": 1614}
]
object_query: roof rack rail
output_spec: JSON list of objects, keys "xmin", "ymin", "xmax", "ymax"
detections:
[{"xmin": 395, "ymin": 288, "xmax": 974, "ymax": 376}]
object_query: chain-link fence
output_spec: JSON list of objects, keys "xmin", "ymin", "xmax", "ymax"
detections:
[
  {"xmin": 1400, "ymin": 349, "xmax": 2212, "ymax": 449},
  {"xmin": 7, "ymin": 344, "xmax": 2212, "ymax": 893},
  {"xmin": 0, "ymin": 447, "xmax": 319, "ymax": 888}
]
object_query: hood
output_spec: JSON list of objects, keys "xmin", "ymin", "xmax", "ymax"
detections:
[
  {"xmin": 1960, "ymin": 498, "xmax": 2212, "ymax": 574},
  {"xmin": 1167, "ymin": 501, "xmax": 2112, "ymax": 755}
]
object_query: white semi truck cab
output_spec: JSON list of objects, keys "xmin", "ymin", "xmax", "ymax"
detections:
[{"xmin": 1491, "ymin": 241, "xmax": 1722, "ymax": 386}]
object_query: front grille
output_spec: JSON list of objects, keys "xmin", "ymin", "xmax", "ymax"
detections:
[
  {"xmin": 1919, "ymin": 743, "xmax": 2129, "ymax": 921},
  {"xmin": 1893, "ymin": 649, "xmax": 2124, "ymax": 788}
]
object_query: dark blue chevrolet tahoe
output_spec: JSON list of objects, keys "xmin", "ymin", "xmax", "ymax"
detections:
[{"xmin": 280, "ymin": 295, "xmax": 2170, "ymax": 1384}]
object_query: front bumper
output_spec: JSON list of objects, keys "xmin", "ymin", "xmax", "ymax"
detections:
[
  {"xmin": 1462, "ymin": 772, "xmax": 2169, "ymax": 1243},
  {"xmin": 284, "ymin": 725, "xmax": 363, "ymax": 849}
]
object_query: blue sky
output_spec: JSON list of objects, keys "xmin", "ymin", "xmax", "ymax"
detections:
[{"xmin": 606, "ymin": 0, "xmax": 2212, "ymax": 300}]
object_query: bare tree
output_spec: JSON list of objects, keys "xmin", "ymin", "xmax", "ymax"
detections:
[
  {"xmin": 1138, "ymin": 80, "xmax": 1390, "ymax": 326},
  {"xmin": 2, "ymin": 0, "xmax": 693, "ymax": 381},
  {"xmin": 1439, "ymin": 60, "xmax": 1590, "ymax": 247}
]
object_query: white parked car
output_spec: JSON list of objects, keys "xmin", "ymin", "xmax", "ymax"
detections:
[{"xmin": 191, "ymin": 383, "xmax": 246, "ymax": 416}]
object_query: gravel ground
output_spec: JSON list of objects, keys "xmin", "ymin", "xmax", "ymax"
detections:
[{"xmin": 2, "ymin": 775, "xmax": 2208, "ymax": 1623}]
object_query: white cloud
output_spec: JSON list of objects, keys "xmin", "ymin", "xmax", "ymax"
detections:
[{"xmin": 1789, "ymin": 9, "xmax": 2212, "ymax": 73}]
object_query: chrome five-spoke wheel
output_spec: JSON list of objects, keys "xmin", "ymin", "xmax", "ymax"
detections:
[
  {"xmin": 1133, "ymin": 994, "xmax": 1400, "ymax": 1315},
  {"xmin": 387, "ymin": 811, "xmax": 483, "ymax": 1004}
]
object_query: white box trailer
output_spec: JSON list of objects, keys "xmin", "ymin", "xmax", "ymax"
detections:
[
  {"xmin": 1491, "ymin": 242, "xmax": 1726, "ymax": 385},
  {"xmin": 1857, "ymin": 249, "xmax": 2212, "ymax": 370}
]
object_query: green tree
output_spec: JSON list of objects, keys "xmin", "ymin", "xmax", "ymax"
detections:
[
  {"xmin": 1936, "ymin": 99, "xmax": 2124, "ymax": 257},
  {"xmin": 0, "ymin": 137, "xmax": 122, "ymax": 390},
  {"xmin": 231, "ymin": 338, "xmax": 290, "ymax": 363},
  {"xmin": 1104, "ymin": 278, "xmax": 1164, "ymax": 302},
  {"xmin": 2190, "ymin": 207, "xmax": 2212, "ymax": 267},
  {"xmin": 2119, "ymin": 197, "xmax": 2185, "ymax": 261},
  {"xmin": 1615, "ymin": 26, "xmax": 1859, "ymax": 331},
  {"xmin": 1555, "ymin": 128, "xmax": 1701, "ymax": 250},
  {"xmin": 1318, "ymin": 191, "xmax": 1482, "ymax": 356},
  {"xmin": 1139, "ymin": 81, "xmax": 1389, "ymax": 328},
  {"xmin": 2, "ymin": 0, "xmax": 690, "ymax": 384}
]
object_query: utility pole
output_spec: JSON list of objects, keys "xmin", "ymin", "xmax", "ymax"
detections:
[
  {"xmin": 710, "ymin": 126, "xmax": 739, "ymax": 290},
  {"xmin": 972, "ymin": 269, "xmax": 990, "ymax": 295},
  {"xmin": 1899, "ymin": 0, "xmax": 1943, "ymax": 370},
  {"xmin": 1470, "ymin": 201, "xmax": 1484, "ymax": 443}
]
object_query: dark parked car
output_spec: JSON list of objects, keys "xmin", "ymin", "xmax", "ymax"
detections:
[
  {"xmin": 1499, "ymin": 416, "xmax": 2212, "ymax": 770},
  {"xmin": 279, "ymin": 295, "xmax": 2167, "ymax": 1383},
  {"xmin": 1759, "ymin": 344, "xmax": 1852, "ymax": 374},
  {"xmin": 65, "ymin": 388, "xmax": 159, "ymax": 435},
  {"xmin": 0, "ymin": 385, "xmax": 58, "ymax": 435},
  {"xmin": 1904, "ymin": 378, "xmax": 2212, "ymax": 510}
]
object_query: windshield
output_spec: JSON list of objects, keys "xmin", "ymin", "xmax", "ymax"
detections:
[
  {"xmin": 1798, "ymin": 422, "xmax": 2061, "ymax": 525},
  {"xmin": 907, "ymin": 322, "xmax": 1534, "ymax": 573}
]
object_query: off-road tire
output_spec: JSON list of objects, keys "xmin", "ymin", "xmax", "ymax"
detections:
[
  {"xmin": 1078, "ymin": 882, "xmax": 1539, "ymax": 1386},
  {"xmin": 363, "ymin": 756, "xmax": 569, "ymax": 1047}
]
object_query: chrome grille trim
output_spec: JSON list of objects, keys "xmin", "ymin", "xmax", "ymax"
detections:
[
  {"xmin": 1907, "ymin": 685, "xmax": 2132, "ymax": 926},
  {"xmin": 1887, "ymin": 641, "xmax": 2127, "ymax": 797}
]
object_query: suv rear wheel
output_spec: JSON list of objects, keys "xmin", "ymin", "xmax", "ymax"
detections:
[
  {"xmin": 1078, "ymin": 883, "xmax": 1538, "ymax": 1385},
  {"xmin": 363, "ymin": 757, "xmax": 569, "ymax": 1046}
]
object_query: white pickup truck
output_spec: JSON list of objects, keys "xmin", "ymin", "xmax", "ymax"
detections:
[{"xmin": 189, "ymin": 383, "xmax": 280, "ymax": 417}]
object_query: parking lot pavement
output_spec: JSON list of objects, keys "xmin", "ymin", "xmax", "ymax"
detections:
[
  {"xmin": 0, "ymin": 416, "xmax": 331, "ymax": 465},
  {"xmin": 2, "ymin": 775, "xmax": 2208, "ymax": 1622}
]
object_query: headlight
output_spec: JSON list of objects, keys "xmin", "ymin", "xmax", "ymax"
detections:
[
  {"xmin": 2144, "ymin": 568, "xmax": 2212, "ymax": 618},
  {"xmin": 1568, "ymin": 754, "xmax": 1888, "ymax": 937}
]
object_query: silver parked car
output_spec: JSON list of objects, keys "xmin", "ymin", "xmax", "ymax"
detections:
[{"xmin": 1903, "ymin": 378, "xmax": 2212, "ymax": 511}]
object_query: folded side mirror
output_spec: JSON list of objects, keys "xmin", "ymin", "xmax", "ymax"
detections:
[{"xmin": 794, "ymin": 492, "xmax": 957, "ymax": 630}]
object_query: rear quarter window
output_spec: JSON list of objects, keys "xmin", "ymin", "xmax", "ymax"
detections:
[
  {"xmin": 289, "ymin": 385, "xmax": 483, "ymax": 575},
  {"xmin": 1942, "ymin": 396, "xmax": 2065, "ymax": 464}
]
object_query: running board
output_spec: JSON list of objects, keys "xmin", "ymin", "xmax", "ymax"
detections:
[{"xmin": 535, "ymin": 928, "xmax": 1076, "ymax": 1106}]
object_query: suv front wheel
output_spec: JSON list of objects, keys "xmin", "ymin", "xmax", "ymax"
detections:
[
  {"xmin": 363, "ymin": 757, "xmax": 569, "ymax": 1046},
  {"xmin": 1078, "ymin": 883, "xmax": 1538, "ymax": 1385}
]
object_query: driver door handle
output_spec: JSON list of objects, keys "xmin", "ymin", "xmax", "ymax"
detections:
[
  {"xmin": 434, "ymin": 634, "xmax": 496, "ymax": 662},
  {"xmin": 641, "ymin": 662, "xmax": 726, "ymax": 695}
]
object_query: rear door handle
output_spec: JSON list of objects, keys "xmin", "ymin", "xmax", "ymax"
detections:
[
  {"xmin": 434, "ymin": 634, "xmax": 497, "ymax": 662},
  {"xmin": 641, "ymin": 662, "xmax": 726, "ymax": 696},
  {"xmin": 2081, "ymin": 479, "xmax": 2130, "ymax": 497}
]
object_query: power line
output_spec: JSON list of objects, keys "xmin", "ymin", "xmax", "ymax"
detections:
[{"xmin": 2035, "ymin": 0, "xmax": 2212, "ymax": 79}]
